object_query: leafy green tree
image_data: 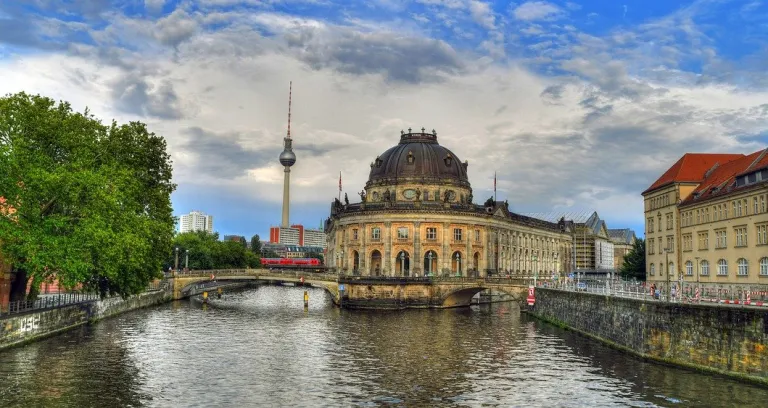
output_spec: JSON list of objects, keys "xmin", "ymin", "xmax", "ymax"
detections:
[
  {"xmin": 0, "ymin": 92, "xmax": 175, "ymax": 300},
  {"xmin": 262, "ymin": 249, "xmax": 279, "ymax": 258},
  {"xmin": 620, "ymin": 238, "xmax": 646, "ymax": 281},
  {"xmin": 238, "ymin": 236, "xmax": 247, "ymax": 248},
  {"xmin": 169, "ymin": 231, "xmax": 261, "ymax": 270},
  {"xmin": 250, "ymin": 234, "xmax": 261, "ymax": 254}
]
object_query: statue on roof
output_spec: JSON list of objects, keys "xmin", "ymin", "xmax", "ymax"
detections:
[
  {"xmin": 415, "ymin": 188, "xmax": 421, "ymax": 201},
  {"xmin": 383, "ymin": 189, "xmax": 391, "ymax": 202},
  {"xmin": 359, "ymin": 189, "xmax": 367, "ymax": 203},
  {"xmin": 344, "ymin": 193, "xmax": 349, "ymax": 206},
  {"xmin": 467, "ymin": 192, "xmax": 473, "ymax": 204}
]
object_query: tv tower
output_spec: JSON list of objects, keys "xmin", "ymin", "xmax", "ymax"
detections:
[{"xmin": 279, "ymin": 82, "xmax": 296, "ymax": 228}]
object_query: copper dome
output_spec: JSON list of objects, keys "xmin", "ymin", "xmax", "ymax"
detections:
[{"xmin": 366, "ymin": 129, "xmax": 469, "ymax": 188}]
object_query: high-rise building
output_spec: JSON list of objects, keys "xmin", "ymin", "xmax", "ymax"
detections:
[
  {"xmin": 269, "ymin": 224, "xmax": 327, "ymax": 248},
  {"xmin": 179, "ymin": 211, "xmax": 213, "ymax": 233}
]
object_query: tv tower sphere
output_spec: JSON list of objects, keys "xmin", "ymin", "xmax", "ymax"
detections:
[{"xmin": 279, "ymin": 140, "xmax": 296, "ymax": 167}]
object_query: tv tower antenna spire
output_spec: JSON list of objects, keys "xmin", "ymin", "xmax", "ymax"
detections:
[{"xmin": 286, "ymin": 81, "xmax": 292, "ymax": 139}]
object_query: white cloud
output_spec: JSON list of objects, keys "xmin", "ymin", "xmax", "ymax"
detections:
[
  {"xmin": 513, "ymin": 1, "xmax": 564, "ymax": 21},
  {"xmin": 2, "ymin": 1, "xmax": 767, "ymax": 235},
  {"xmin": 469, "ymin": 0, "xmax": 495, "ymax": 29}
]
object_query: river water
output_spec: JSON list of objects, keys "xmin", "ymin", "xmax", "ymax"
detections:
[{"xmin": 1, "ymin": 285, "xmax": 767, "ymax": 407}]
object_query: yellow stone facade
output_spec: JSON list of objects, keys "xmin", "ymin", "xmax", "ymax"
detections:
[
  {"xmin": 326, "ymin": 129, "xmax": 573, "ymax": 277},
  {"xmin": 643, "ymin": 150, "xmax": 768, "ymax": 284}
]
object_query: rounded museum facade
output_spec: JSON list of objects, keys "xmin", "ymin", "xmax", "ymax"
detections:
[{"xmin": 325, "ymin": 129, "xmax": 574, "ymax": 277}]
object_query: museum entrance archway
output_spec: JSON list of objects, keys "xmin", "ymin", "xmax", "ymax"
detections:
[
  {"xmin": 396, "ymin": 250, "xmax": 411, "ymax": 276},
  {"xmin": 370, "ymin": 250, "xmax": 382, "ymax": 276},
  {"xmin": 424, "ymin": 250, "xmax": 438, "ymax": 276},
  {"xmin": 352, "ymin": 250, "xmax": 360, "ymax": 275},
  {"xmin": 451, "ymin": 251, "xmax": 463, "ymax": 276}
]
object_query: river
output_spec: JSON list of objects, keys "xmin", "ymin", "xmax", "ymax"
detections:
[{"xmin": 1, "ymin": 285, "xmax": 767, "ymax": 407}]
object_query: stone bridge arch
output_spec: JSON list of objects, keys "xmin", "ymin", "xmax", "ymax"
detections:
[
  {"xmin": 171, "ymin": 272, "xmax": 341, "ymax": 304},
  {"xmin": 440, "ymin": 284, "xmax": 526, "ymax": 308}
]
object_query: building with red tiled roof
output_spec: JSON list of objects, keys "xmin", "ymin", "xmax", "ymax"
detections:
[{"xmin": 642, "ymin": 148, "xmax": 768, "ymax": 290}]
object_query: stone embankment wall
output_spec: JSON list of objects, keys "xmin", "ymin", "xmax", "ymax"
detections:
[
  {"xmin": 0, "ymin": 290, "xmax": 169, "ymax": 351},
  {"xmin": 529, "ymin": 288, "xmax": 768, "ymax": 383}
]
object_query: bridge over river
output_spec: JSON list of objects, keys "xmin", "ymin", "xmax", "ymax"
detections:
[{"xmin": 170, "ymin": 269, "xmax": 531, "ymax": 309}]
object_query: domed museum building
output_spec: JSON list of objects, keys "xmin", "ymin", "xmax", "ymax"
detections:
[{"xmin": 325, "ymin": 129, "xmax": 574, "ymax": 277}]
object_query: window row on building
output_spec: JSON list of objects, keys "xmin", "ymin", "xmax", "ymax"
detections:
[
  {"xmin": 648, "ymin": 257, "xmax": 768, "ymax": 277},
  {"xmin": 681, "ymin": 194, "xmax": 768, "ymax": 227}
]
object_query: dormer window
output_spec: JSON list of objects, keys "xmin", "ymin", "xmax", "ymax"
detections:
[
  {"xmin": 444, "ymin": 154, "xmax": 452, "ymax": 167},
  {"xmin": 407, "ymin": 151, "xmax": 414, "ymax": 164},
  {"xmin": 375, "ymin": 156, "xmax": 383, "ymax": 167}
]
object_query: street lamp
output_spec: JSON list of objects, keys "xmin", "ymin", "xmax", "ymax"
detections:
[
  {"xmin": 455, "ymin": 252, "xmax": 461, "ymax": 277},
  {"xmin": 185, "ymin": 249, "xmax": 189, "ymax": 270},
  {"xmin": 532, "ymin": 254, "xmax": 538, "ymax": 286},
  {"xmin": 174, "ymin": 247, "xmax": 179, "ymax": 271}
]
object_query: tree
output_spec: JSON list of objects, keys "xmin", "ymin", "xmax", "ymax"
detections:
[
  {"xmin": 238, "ymin": 236, "xmax": 247, "ymax": 248},
  {"xmin": 620, "ymin": 238, "xmax": 646, "ymax": 281},
  {"xmin": 262, "ymin": 249, "xmax": 279, "ymax": 258},
  {"xmin": 307, "ymin": 252, "xmax": 324, "ymax": 264},
  {"xmin": 250, "ymin": 234, "xmax": 261, "ymax": 254},
  {"xmin": 0, "ymin": 92, "xmax": 176, "ymax": 299}
]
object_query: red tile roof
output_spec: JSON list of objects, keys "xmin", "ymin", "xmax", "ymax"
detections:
[
  {"xmin": 680, "ymin": 148, "xmax": 768, "ymax": 206},
  {"xmin": 643, "ymin": 153, "xmax": 744, "ymax": 194}
]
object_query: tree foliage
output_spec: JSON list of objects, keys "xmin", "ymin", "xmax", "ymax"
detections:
[
  {"xmin": 620, "ymin": 238, "xmax": 646, "ymax": 281},
  {"xmin": 0, "ymin": 92, "xmax": 176, "ymax": 299},
  {"xmin": 168, "ymin": 231, "xmax": 260, "ymax": 270},
  {"xmin": 250, "ymin": 234, "xmax": 261, "ymax": 254},
  {"xmin": 306, "ymin": 252, "xmax": 324, "ymax": 263}
]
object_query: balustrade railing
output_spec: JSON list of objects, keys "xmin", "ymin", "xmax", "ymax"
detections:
[
  {"xmin": 537, "ymin": 278, "xmax": 768, "ymax": 307},
  {"xmin": 1, "ymin": 292, "xmax": 102, "ymax": 317}
]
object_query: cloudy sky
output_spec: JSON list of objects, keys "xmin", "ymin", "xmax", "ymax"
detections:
[{"xmin": 1, "ymin": 0, "xmax": 767, "ymax": 240}]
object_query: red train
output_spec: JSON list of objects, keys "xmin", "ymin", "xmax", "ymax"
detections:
[{"xmin": 260, "ymin": 258, "xmax": 326, "ymax": 271}]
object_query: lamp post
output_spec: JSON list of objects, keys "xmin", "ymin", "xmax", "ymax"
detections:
[
  {"xmin": 695, "ymin": 256, "xmax": 700, "ymax": 300},
  {"xmin": 185, "ymin": 249, "xmax": 189, "ymax": 270},
  {"xmin": 665, "ymin": 247, "xmax": 671, "ymax": 302},
  {"xmin": 532, "ymin": 254, "xmax": 538, "ymax": 286},
  {"xmin": 426, "ymin": 251, "xmax": 433, "ymax": 276},
  {"xmin": 339, "ymin": 250, "xmax": 344, "ymax": 275},
  {"xmin": 174, "ymin": 247, "xmax": 179, "ymax": 271},
  {"xmin": 400, "ymin": 251, "xmax": 406, "ymax": 276},
  {"xmin": 455, "ymin": 252, "xmax": 461, "ymax": 277}
]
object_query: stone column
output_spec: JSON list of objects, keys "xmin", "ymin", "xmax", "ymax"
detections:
[
  {"xmin": 360, "ymin": 222, "xmax": 367, "ymax": 275},
  {"xmin": 442, "ymin": 222, "xmax": 450, "ymax": 274},
  {"xmin": 465, "ymin": 227, "xmax": 472, "ymax": 276},
  {"xmin": 413, "ymin": 221, "xmax": 421, "ymax": 275},
  {"xmin": 384, "ymin": 222, "xmax": 392, "ymax": 275},
  {"xmin": 344, "ymin": 228, "xmax": 350, "ymax": 272}
]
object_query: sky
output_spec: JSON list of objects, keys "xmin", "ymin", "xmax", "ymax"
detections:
[{"xmin": 1, "ymin": 0, "xmax": 767, "ymax": 240}]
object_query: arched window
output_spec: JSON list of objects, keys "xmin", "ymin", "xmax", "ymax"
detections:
[
  {"xmin": 650, "ymin": 263, "xmax": 655, "ymax": 276},
  {"xmin": 717, "ymin": 259, "xmax": 728, "ymax": 276},
  {"xmin": 761, "ymin": 257, "xmax": 768, "ymax": 276},
  {"xmin": 668, "ymin": 262, "xmax": 675, "ymax": 276},
  {"xmin": 659, "ymin": 262, "xmax": 664, "ymax": 276},
  {"xmin": 700, "ymin": 260, "xmax": 709, "ymax": 276},
  {"xmin": 685, "ymin": 261, "xmax": 693, "ymax": 276},
  {"xmin": 737, "ymin": 258, "xmax": 748, "ymax": 276}
]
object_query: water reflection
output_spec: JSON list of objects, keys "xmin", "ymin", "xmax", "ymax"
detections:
[{"xmin": 1, "ymin": 285, "xmax": 766, "ymax": 407}]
